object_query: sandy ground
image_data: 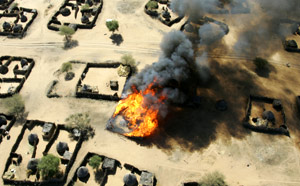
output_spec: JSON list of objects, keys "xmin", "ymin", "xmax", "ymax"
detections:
[{"xmin": 0, "ymin": 0, "xmax": 300, "ymax": 186}]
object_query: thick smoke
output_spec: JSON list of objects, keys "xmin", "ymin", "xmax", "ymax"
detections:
[
  {"xmin": 198, "ymin": 23, "xmax": 227, "ymax": 45},
  {"xmin": 171, "ymin": 0, "xmax": 300, "ymax": 57},
  {"xmin": 126, "ymin": 30, "xmax": 194, "ymax": 104}
]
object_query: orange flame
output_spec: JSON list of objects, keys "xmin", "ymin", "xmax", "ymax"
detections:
[{"xmin": 113, "ymin": 81, "xmax": 166, "ymax": 137}]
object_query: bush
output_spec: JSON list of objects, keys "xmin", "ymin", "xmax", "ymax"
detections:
[
  {"xmin": 38, "ymin": 154, "xmax": 60, "ymax": 180},
  {"xmin": 65, "ymin": 113, "xmax": 94, "ymax": 140},
  {"xmin": 4, "ymin": 94, "xmax": 25, "ymax": 118},
  {"xmin": 253, "ymin": 57, "xmax": 268, "ymax": 70},
  {"xmin": 121, "ymin": 54, "xmax": 137, "ymax": 74},
  {"xmin": 61, "ymin": 62, "xmax": 72, "ymax": 73},
  {"xmin": 106, "ymin": 20, "xmax": 119, "ymax": 33},
  {"xmin": 59, "ymin": 25, "xmax": 75, "ymax": 37},
  {"xmin": 88, "ymin": 155, "xmax": 102, "ymax": 170},
  {"xmin": 81, "ymin": 4, "xmax": 90, "ymax": 10},
  {"xmin": 198, "ymin": 171, "xmax": 227, "ymax": 186},
  {"xmin": 146, "ymin": 1, "xmax": 158, "ymax": 10}
]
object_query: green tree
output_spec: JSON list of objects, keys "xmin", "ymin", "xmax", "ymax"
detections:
[
  {"xmin": 61, "ymin": 62, "xmax": 72, "ymax": 73},
  {"xmin": 4, "ymin": 94, "xmax": 25, "ymax": 118},
  {"xmin": 59, "ymin": 25, "xmax": 75, "ymax": 46},
  {"xmin": 146, "ymin": 1, "xmax": 158, "ymax": 10},
  {"xmin": 65, "ymin": 113, "xmax": 94, "ymax": 140},
  {"xmin": 88, "ymin": 155, "xmax": 102, "ymax": 170},
  {"xmin": 38, "ymin": 154, "xmax": 60, "ymax": 180},
  {"xmin": 81, "ymin": 4, "xmax": 90, "ymax": 10},
  {"xmin": 198, "ymin": 171, "xmax": 227, "ymax": 186},
  {"xmin": 106, "ymin": 20, "xmax": 119, "ymax": 33},
  {"xmin": 253, "ymin": 57, "xmax": 269, "ymax": 70}
]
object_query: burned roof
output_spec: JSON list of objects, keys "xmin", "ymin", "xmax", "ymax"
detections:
[{"xmin": 140, "ymin": 171, "xmax": 155, "ymax": 186}]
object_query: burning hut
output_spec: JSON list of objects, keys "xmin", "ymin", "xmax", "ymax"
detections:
[
  {"xmin": 28, "ymin": 133, "xmax": 39, "ymax": 146},
  {"xmin": 56, "ymin": 141, "xmax": 69, "ymax": 156},
  {"xmin": 123, "ymin": 173, "xmax": 138, "ymax": 186}
]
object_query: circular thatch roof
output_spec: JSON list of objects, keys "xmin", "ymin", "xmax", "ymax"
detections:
[
  {"xmin": 21, "ymin": 58, "xmax": 28, "ymax": 67},
  {"xmin": 0, "ymin": 65, "xmax": 8, "ymax": 75},
  {"xmin": 0, "ymin": 115, "xmax": 7, "ymax": 126},
  {"xmin": 60, "ymin": 8, "xmax": 71, "ymax": 16},
  {"xmin": 262, "ymin": 110, "xmax": 275, "ymax": 122},
  {"xmin": 56, "ymin": 141, "xmax": 69, "ymax": 156},
  {"xmin": 27, "ymin": 158, "xmax": 39, "ymax": 171},
  {"xmin": 28, "ymin": 133, "xmax": 39, "ymax": 146},
  {"xmin": 77, "ymin": 166, "xmax": 89, "ymax": 178},
  {"xmin": 20, "ymin": 15, "xmax": 28, "ymax": 23},
  {"xmin": 13, "ymin": 24, "xmax": 23, "ymax": 33},
  {"xmin": 81, "ymin": 15, "xmax": 89, "ymax": 24},
  {"xmin": 123, "ymin": 173, "xmax": 137, "ymax": 186},
  {"xmin": 2, "ymin": 21, "xmax": 11, "ymax": 31}
]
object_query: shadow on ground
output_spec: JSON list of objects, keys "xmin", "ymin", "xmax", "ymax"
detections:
[{"xmin": 110, "ymin": 34, "xmax": 124, "ymax": 46}]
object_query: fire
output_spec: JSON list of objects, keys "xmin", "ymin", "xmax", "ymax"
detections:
[{"xmin": 113, "ymin": 81, "xmax": 166, "ymax": 137}]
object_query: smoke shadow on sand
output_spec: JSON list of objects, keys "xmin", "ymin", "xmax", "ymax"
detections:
[{"xmin": 129, "ymin": 59, "xmax": 263, "ymax": 153}]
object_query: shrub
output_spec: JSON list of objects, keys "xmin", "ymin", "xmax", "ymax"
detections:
[
  {"xmin": 38, "ymin": 154, "xmax": 60, "ymax": 180},
  {"xmin": 88, "ymin": 155, "xmax": 102, "ymax": 170},
  {"xmin": 4, "ymin": 94, "xmax": 25, "ymax": 118},
  {"xmin": 121, "ymin": 54, "xmax": 137, "ymax": 74},
  {"xmin": 146, "ymin": 1, "xmax": 158, "ymax": 10},
  {"xmin": 106, "ymin": 20, "xmax": 119, "ymax": 33},
  {"xmin": 59, "ymin": 26, "xmax": 75, "ymax": 40},
  {"xmin": 65, "ymin": 113, "xmax": 94, "ymax": 140},
  {"xmin": 198, "ymin": 171, "xmax": 227, "ymax": 186},
  {"xmin": 81, "ymin": 4, "xmax": 90, "ymax": 10},
  {"xmin": 61, "ymin": 62, "xmax": 72, "ymax": 73},
  {"xmin": 253, "ymin": 57, "xmax": 268, "ymax": 70}
]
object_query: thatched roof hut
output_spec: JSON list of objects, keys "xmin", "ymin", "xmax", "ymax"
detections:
[
  {"xmin": 27, "ymin": 158, "xmax": 39, "ymax": 172},
  {"xmin": 20, "ymin": 15, "xmax": 27, "ymax": 23},
  {"xmin": 81, "ymin": 15, "xmax": 89, "ymax": 24},
  {"xmin": 0, "ymin": 65, "xmax": 8, "ymax": 74},
  {"xmin": 0, "ymin": 115, "xmax": 7, "ymax": 126},
  {"xmin": 272, "ymin": 99, "xmax": 282, "ymax": 110},
  {"xmin": 60, "ymin": 8, "xmax": 71, "ymax": 16},
  {"xmin": 28, "ymin": 133, "xmax": 39, "ymax": 146},
  {"xmin": 262, "ymin": 110, "xmax": 275, "ymax": 122},
  {"xmin": 56, "ymin": 141, "xmax": 69, "ymax": 156},
  {"xmin": 2, "ymin": 21, "xmax": 11, "ymax": 31},
  {"xmin": 20, "ymin": 58, "xmax": 28, "ymax": 67},
  {"xmin": 123, "ymin": 173, "xmax": 137, "ymax": 186},
  {"xmin": 13, "ymin": 24, "xmax": 23, "ymax": 33},
  {"xmin": 77, "ymin": 166, "xmax": 89, "ymax": 179}
]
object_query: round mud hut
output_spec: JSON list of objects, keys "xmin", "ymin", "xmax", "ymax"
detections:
[
  {"xmin": 20, "ymin": 15, "xmax": 27, "ymax": 23},
  {"xmin": 123, "ymin": 173, "xmax": 138, "ymax": 186},
  {"xmin": 56, "ymin": 141, "xmax": 69, "ymax": 156},
  {"xmin": 28, "ymin": 133, "xmax": 39, "ymax": 146},
  {"xmin": 81, "ymin": 15, "xmax": 89, "ymax": 24},
  {"xmin": 272, "ymin": 99, "xmax": 282, "ymax": 110},
  {"xmin": 2, "ymin": 21, "xmax": 11, "ymax": 31},
  {"xmin": 27, "ymin": 158, "xmax": 39, "ymax": 173},
  {"xmin": 262, "ymin": 110, "xmax": 275, "ymax": 123},
  {"xmin": 0, "ymin": 115, "xmax": 7, "ymax": 126},
  {"xmin": 60, "ymin": 8, "xmax": 71, "ymax": 16},
  {"xmin": 13, "ymin": 24, "xmax": 23, "ymax": 33},
  {"xmin": 0, "ymin": 65, "xmax": 8, "ymax": 74},
  {"xmin": 77, "ymin": 166, "xmax": 89, "ymax": 179}
]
